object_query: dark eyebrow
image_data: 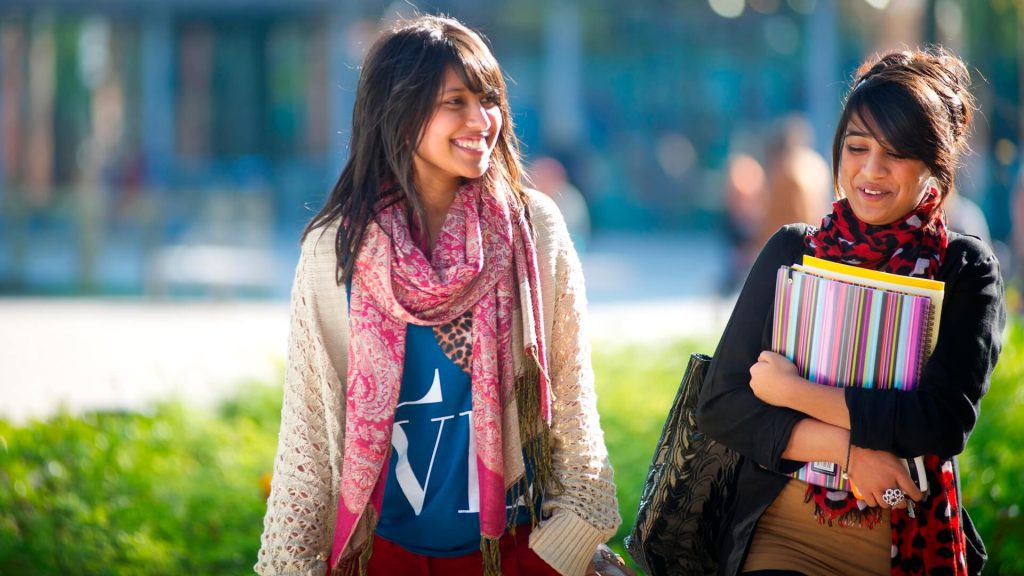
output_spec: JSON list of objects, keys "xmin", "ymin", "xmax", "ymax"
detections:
[{"xmin": 845, "ymin": 127, "xmax": 890, "ymax": 148}]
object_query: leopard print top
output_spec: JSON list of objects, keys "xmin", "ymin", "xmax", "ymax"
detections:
[{"xmin": 433, "ymin": 311, "xmax": 473, "ymax": 375}]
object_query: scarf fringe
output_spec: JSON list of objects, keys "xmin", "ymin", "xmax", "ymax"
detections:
[
  {"xmin": 805, "ymin": 488, "xmax": 882, "ymax": 529},
  {"xmin": 506, "ymin": 476, "xmax": 533, "ymax": 532},
  {"xmin": 332, "ymin": 535, "xmax": 372, "ymax": 576},
  {"xmin": 482, "ymin": 536, "xmax": 502, "ymax": 576},
  {"xmin": 467, "ymin": 350, "xmax": 559, "ymax": 576},
  {"xmin": 515, "ymin": 355, "xmax": 562, "ymax": 499}
]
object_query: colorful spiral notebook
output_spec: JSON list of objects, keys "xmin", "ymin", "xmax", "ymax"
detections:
[
  {"xmin": 792, "ymin": 256, "xmax": 945, "ymax": 355},
  {"xmin": 771, "ymin": 256, "xmax": 944, "ymax": 491}
]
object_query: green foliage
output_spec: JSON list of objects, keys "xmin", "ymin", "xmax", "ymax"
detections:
[
  {"xmin": 0, "ymin": 381, "xmax": 281, "ymax": 575},
  {"xmin": 961, "ymin": 320, "xmax": 1024, "ymax": 575}
]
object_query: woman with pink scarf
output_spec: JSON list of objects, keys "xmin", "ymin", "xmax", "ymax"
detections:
[{"xmin": 255, "ymin": 15, "xmax": 623, "ymax": 576}]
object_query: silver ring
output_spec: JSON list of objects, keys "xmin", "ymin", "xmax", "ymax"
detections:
[{"xmin": 882, "ymin": 487, "xmax": 905, "ymax": 507}]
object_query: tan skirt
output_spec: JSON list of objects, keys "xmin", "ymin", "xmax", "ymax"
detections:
[{"xmin": 742, "ymin": 479, "xmax": 891, "ymax": 575}]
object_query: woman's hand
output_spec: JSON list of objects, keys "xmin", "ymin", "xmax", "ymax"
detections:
[
  {"xmin": 847, "ymin": 445, "xmax": 924, "ymax": 509},
  {"xmin": 749, "ymin": 351, "xmax": 802, "ymax": 408},
  {"xmin": 587, "ymin": 544, "xmax": 635, "ymax": 576},
  {"xmin": 750, "ymin": 351, "xmax": 852, "ymax": 430}
]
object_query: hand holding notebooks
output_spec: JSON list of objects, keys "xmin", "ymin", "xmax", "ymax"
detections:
[{"xmin": 771, "ymin": 256, "xmax": 943, "ymax": 492}]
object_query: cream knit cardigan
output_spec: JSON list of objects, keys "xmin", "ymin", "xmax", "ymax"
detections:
[{"xmin": 255, "ymin": 190, "xmax": 621, "ymax": 576}]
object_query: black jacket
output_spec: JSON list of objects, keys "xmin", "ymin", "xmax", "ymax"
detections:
[{"xmin": 696, "ymin": 224, "xmax": 1006, "ymax": 576}]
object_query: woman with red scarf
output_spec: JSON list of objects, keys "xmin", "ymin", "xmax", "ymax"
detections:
[
  {"xmin": 697, "ymin": 48, "xmax": 1005, "ymax": 575},
  {"xmin": 255, "ymin": 15, "xmax": 624, "ymax": 576}
]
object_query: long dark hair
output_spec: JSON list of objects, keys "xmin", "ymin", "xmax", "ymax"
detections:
[
  {"xmin": 304, "ymin": 15, "xmax": 527, "ymax": 284},
  {"xmin": 831, "ymin": 47, "xmax": 975, "ymax": 209}
]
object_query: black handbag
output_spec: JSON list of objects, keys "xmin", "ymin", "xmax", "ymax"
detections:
[{"xmin": 624, "ymin": 353, "xmax": 740, "ymax": 576}]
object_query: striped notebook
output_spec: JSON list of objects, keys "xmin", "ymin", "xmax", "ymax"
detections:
[{"xmin": 771, "ymin": 257, "xmax": 944, "ymax": 491}]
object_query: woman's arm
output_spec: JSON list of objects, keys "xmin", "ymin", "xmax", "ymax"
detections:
[
  {"xmin": 256, "ymin": 237, "xmax": 343, "ymax": 576},
  {"xmin": 526, "ymin": 195, "xmax": 621, "ymax": 576},
  {"xmin": 749, "ymin": 350, "xmax": 850, "ymax": 429},
  {"xmin": 782, "ymin": 418, "xmax": 923, "ymax": 508},
  {"xmin": 780, "ymin": 418, "xmax": 847, "ymax": 466},
  {"xmin": 696, "ymin": 226, "xmax": 808, "ymax": 473}
]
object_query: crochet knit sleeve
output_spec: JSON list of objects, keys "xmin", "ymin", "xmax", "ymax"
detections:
[
  {"xmin": 255, "ymin": 239, "xmax": 342, "ymax": 576},
  {"xmin": 528, "ymin": 196, "xmax": 622, "ymax": 576}
]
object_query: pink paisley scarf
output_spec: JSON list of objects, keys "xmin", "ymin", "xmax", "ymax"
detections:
[{"xmin": 329, "ymin": 181, "xmax": 551, "ymax": 571}]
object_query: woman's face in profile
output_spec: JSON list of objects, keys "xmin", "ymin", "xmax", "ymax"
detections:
[{"xmin": 838, "ymin": 112, "xmax": 932, "ymax": 226}]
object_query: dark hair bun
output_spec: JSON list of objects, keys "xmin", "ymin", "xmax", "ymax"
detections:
[
  {"xmin": 853, "ymin": 47, "xmax": 974, "ymax": 152},
  {"xmin": 929, "ymin": 49, "xmax": 973, "ymax": 149}
]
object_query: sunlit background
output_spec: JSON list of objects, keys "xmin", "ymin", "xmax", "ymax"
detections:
[
  {"xmin": 2, "ymin": 1, "xmax": 1024, "ymax": 573},
  {"xmin": 1, "ymin": 0, "xmax": 1021, "ymax": 298}
]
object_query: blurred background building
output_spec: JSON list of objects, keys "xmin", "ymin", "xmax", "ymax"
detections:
[{"xmin": 0, "ymin": 0, "xmax": 1021, "ymax": 297}]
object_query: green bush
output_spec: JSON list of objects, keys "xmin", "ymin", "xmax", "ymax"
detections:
[
  {"xmin": 961, "ymin": 320, "xmax": 1024, "ymax": 575},
  {"xmin": 0, "ymin": 382, "xmax": 281, "ymax": 575}
]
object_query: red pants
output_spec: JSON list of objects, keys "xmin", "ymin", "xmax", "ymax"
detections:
[{"xmin": 366, "ymin": 524, "xmax": 560, "ymax": 576}]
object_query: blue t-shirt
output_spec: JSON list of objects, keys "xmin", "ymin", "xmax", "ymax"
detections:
[{"xmin": 375, "ymin": 319, "xmax": 535, "ymax": 556}]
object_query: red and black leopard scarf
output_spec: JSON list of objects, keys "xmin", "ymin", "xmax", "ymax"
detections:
[{"xmin": 804, "ymin": 190, "xmax": 969, "ymax": 575}]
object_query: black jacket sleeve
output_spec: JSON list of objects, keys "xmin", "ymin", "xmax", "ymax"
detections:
[
  {"xmin": 844, "ymin": 234, "xmax": 1006, "ymax": 458},
  {"xmin": 696, "ymin": 225, "xmax": 808, "ymax": 473}
]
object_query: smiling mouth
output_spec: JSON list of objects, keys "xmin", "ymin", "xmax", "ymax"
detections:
[
  {"xmin": 453, "ymin": 138, "xmax": 488, "ymax": 152},
  {"xmin": 859, "ymin": 187, "xmax": 890, "ymax": 197}
]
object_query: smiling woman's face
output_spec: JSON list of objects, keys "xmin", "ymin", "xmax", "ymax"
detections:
[
  {"xmin": 412, "ymin": 67, "xmax": 503, "ymax": 197},
  {"xmin": 838, "ymin": 112, "xmax": 933, "ymax": 226}
]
